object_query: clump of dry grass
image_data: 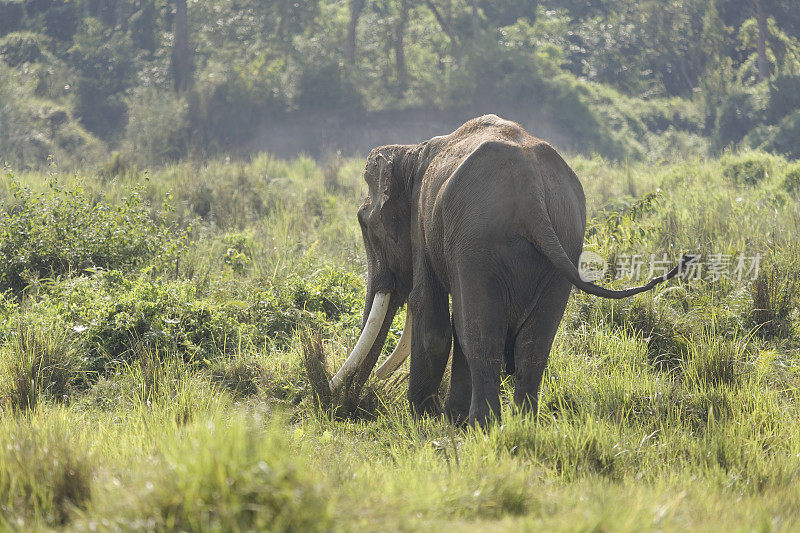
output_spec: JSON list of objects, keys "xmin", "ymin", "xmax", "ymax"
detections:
[
  {"xmin": 300, "ymin": 330, "xmax": 394, "ymax": 419},
  {"xmin": 750, "ymin": 257, "xmax": 799, "ymax": 339}
]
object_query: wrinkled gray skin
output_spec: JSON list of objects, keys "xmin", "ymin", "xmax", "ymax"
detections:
[{"xmin": 356, "ymin": 115, "xmax": 682, "ymax": 426}]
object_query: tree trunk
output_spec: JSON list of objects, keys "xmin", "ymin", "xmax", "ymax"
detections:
[
  {"xmin": 172, "ymin": 0, "xmax": 191, "ymax": 93},
  {"xmin": 347, "ymin": 0, "xmax": 365, "ymax": 64},
  {"xmin": 395, "ymin": 0, "xmax": 410, "ymax": 92},
  {"xmin": 755, "ymin": 0, "xmax": 770, "ymax": 81}
]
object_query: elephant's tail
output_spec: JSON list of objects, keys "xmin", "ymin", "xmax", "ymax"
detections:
[{"xmin": 523, "ymin": 143, "xmax": 687, "ymax": 299}]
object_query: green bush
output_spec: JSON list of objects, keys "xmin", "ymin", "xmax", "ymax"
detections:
[
  {"xmin": 37, "ymin": 267, "xmax": 363, "ymax": 372},
  {"xmin": 760, "ymin": 110, "xmax": 800, "ymax": 160},
  {"xmin": 766, "ymin": 75, "xmax": 800, "ymax": 125},
  {"xmin": 783, "ymin": 163, "xmax": 800, "ymax": 192},
  {"xmin": 0, "ymin": 32, "xmax": 45, "ymax": 67},
  {"xmin": 720, "ymin": 152, "xmax": 775, "ymax": 185},
  {"xmin": 221, "ymin": 232, "xmax": 253, "ymax": 274},
  {"xmin": 713, "ymin": 90, "xmax": 763, "ymax": 151},
  {"xmin": 0, "ymin": 174, "xmax": 184, "ymax": 294},
  {"xmin": 47, "ymin": 272, "xmax": 249, "ymax": 370},
  {"xmin": 0, "ymin": 64, "xmax": 104, "ymax": 169},
  {"xmin": 123, "ymin": 87, "xmax": 190, "ymax": 164}
]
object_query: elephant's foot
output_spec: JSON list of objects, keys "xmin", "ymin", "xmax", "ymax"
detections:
[
  {"xmin": 444, "ymin": 393, "xmax": 470, "ymax": 426},
  {"xmin": 408, "ymin": 393, "xmax": 442, "ymax": 418}
]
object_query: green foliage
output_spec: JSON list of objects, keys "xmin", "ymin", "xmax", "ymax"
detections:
[
  {"xmin": 0, "ymin": 31, "xmax": 44, "ymax": 66},
  {"xmin": 5, "ymin": 0, "xmax": 800, "ymax": 168},
  {"xmin": 766, "ymin": 74, "xmax": 800, "ymax": 124},
  {"xmin": 32, "ymin": 266, "xmax": 362, "ymax": 372},
  {"xmin": 68, "ymin": 17, "xmax": 136, "ymax": 137},
  {"xmin": 0, "ymin": 173, "xmax": 183, "ymax": 295},
  {"xmin": 750, "ymin": 254, "xmax": 800, "ymax": 339},
  {"xmin": 0, "ymin": 151, "xmax": 799, "ymax": 529},
  {"xmin": 47, "ymin": 272, "xmax": 250, "ymax": 370},
  {"xmin": 713, "ymin": 90, "xmax": 764, "ymax": 150},
  {"xmin": 93, "ymin": 414, "xmax": 332, "ymax": 531},
  {"xmin": 123, "ymin": 87, "xmax": 190, "ymax": 164},
  {"xmin": 783, "ymin": 162, "xmax": 800, "ymax": 192},
  {"xmin": 759, "ymin": 109, "xmax": 800, "ymax": 160},
  {"xmin": 720, "ymin": 151, "xmax": 775, "ymax": 185},
  {"xmin": 0, "ymin": 63, "xmax": 104, "ymax": 169},
  {"xmin": 0, "ymin": 320, "xmax": 84, "ymax": 411},
  {"xmin": 0, "ymin": 413, "xmax": 94, "ymax": 528}
]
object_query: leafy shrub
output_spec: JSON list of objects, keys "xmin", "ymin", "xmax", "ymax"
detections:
[
  {"xmin": 123, "ymin": 87, "xmax": 190, "ymax": 164},
  {"xmin": 47, "ymin": 272, "xmax": 248, "ymax": 370},
  {"xmin": 0, "ymin": 174, "xmax": 184, "ymax": 295},
  {"xmin": 288, "ymin": 267, "xmax": 363, "ymax": 323},
  {"xmin": 69, "ymin": 18, "xmax": 136, "ymax": 138},
  {"xmin": 712, "ymin": 90, "xmax": 763, "ymax": 151},
  {"xmin": 783, "ymin": 163, "xmax": 800, "ymax": 192},
  {"xmin": 40, "ymin": 267, "xmax": 363, "ymax": 372},
  {"xmin": 221, "ymin": 232, "xmax": 252, "ymax": 274},
  {"xmin": 766, "ymin": 74, "xmax": 800, "ymax": 125},
  {"xmin": 0, "ymin": 65, "xmax": 104, "ymax": 169},
  {"xmin": 0, "ymin": 32, "xmax": 44, "ymax": 67},
  {"xmin": 295, "ymin": 62, "xmax": 363, "ymax": 112},
  {"xmin": 760, "ymin": 110, "xmax": 800, "ymax": 160},
  {"xmin": 720, "ymin": 152, "xmax": 775, "ymax": 185}
]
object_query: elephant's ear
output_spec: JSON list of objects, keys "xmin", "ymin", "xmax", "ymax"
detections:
[{"xmin": 377, "ymin": 154, "xmax": 403, "ymax": 243}]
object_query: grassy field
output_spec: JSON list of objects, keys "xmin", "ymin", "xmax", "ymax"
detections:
[{"xmin": 1, "ymin": 150, "xmax": 800, "ymax": 531}]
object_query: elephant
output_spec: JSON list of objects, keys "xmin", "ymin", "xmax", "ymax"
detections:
[{"xmin": 328, "ymin": 115, "xmax": 685, "ymax": 426}]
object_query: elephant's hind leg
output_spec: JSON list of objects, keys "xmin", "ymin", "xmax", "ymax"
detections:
[
  {"xmin": 513, "ymin": 276, "xmax": 572, "ymax": 417},
  {"xmin": 451, "ymin": 264, "xmax": 510, "ymax": 427}
]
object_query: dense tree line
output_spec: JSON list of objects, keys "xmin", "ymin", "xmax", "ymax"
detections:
[{"xmin": 1, "ymin": 0, "xmax": 799, "ymax": 167}]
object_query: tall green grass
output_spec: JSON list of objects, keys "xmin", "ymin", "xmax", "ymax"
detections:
[{"xmin": 0, "ymin": 149, "xmax": 799, "ymax": 530}]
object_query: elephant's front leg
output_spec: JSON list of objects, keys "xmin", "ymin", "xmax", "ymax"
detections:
[
  {"xmin": 445, "ymin": 318, "xmax": 471, "ymax": 425},
  {"xmin": 407, "ymin": 272, "xmax": 452, "ymax": 417}
]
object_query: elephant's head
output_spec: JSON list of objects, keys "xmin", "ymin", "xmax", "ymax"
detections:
[
  {"xmin": 357, "ymin": 145, "xmax": 416, "ymax": 300},
  {"xmin": 329, "ymin": 145, "xmax": 418, "ymax": 393}
]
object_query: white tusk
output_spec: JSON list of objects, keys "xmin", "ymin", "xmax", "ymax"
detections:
[
  {"xmin": 329, "ymin": 292, "xmax": 391, "ymax": 391},
  {"xmin": 374, "ymin": 310, "xmax": 412, "ymax": 380}
]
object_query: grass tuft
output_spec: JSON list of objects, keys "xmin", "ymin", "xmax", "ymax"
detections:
[
  {"xmin": 0, "ymin": 320, "xmax": 83, "ymax": 412},
  {"xmin": 0, "ymin": 412, "xmax": 94, "ymax": 528},
  {"xmin": 750, "ymin": 255, "xmax": 799, "ymax": 339}
]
